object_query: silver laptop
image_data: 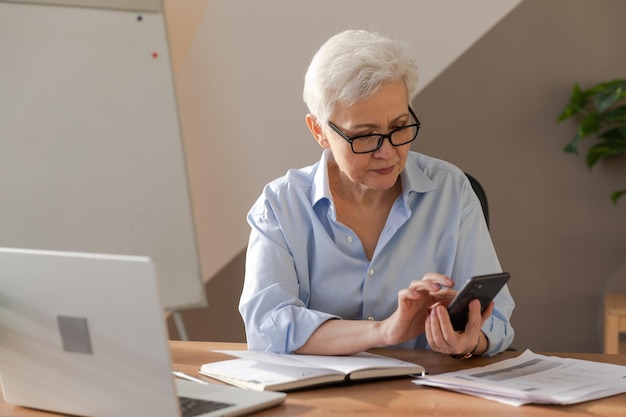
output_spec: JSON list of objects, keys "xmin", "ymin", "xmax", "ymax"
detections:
[{"xmin": 0, "ymin": 247, "xmax": 285, "ymax": 417}]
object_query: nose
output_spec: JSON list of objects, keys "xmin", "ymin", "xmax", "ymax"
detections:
[{"xmin": 373, "ymin": 135, "xmax": 395, "ymax": 156}]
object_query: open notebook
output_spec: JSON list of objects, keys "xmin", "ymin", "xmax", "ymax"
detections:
[{"xmin": 0, "ymin": 247, "xmax": 285, "ymax": 417}]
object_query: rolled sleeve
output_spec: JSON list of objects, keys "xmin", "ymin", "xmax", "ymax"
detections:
[
  {"xmin": 239, "ymin": 196, "xmax": 339, "ymax": 353},
  {"xmin": 481, "ymin": 285, "xmax": 516, "ymax": 356}
]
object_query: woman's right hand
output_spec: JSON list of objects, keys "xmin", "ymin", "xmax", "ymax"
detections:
[{"xmin": 379, "ymin": 273, "xmax": 454, "ymax": 345}]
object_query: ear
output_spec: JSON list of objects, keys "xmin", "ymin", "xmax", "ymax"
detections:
[{"xmin": 306, "ymin": 114, "xmax": 330, "ymax": 149}]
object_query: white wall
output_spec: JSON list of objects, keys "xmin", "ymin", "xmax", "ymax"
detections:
[{"xmin": 165, "ymin": 0, "xmax": 522, "ymax": 282}]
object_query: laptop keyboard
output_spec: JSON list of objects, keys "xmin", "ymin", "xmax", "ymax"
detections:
[{"xmin": 179, "ymin": 396, "xmax": 233, "ymax": 417}]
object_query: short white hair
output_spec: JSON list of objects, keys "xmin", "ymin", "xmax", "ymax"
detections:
[{"xmin": 303, "ymin": 29, "xmax": 419, "ymax": 126}]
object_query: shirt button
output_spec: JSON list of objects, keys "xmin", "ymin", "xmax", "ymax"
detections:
[
  {"xmin": 346, "ymin": 236, "xmax": 353, "ymax": 243},
  {"xmin": 367, "ymin": 315, "xmax": 375, "ymax": 321},
  {"xmin": 367, "ymin": 268, "xmax": 374, "ymax": 276}
]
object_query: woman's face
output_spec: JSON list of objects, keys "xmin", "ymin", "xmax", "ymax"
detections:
[{"xmin": 315, "ymin": 80, "xmax": 412, "ymax": 193}]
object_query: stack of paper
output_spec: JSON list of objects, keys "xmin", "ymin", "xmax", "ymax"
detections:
[{"xmin": 413, "ymin": 349, "xmax": 626, "ymax": 406}]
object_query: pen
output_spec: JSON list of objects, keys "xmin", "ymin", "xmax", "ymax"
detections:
[{"xmin": 172, "ymin": 370, "xmax": 210, "ymax": 385}]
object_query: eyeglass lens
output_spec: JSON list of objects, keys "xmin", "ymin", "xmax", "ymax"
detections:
[{"xmin": 351, "ymin": 125, "xmax": 419, "ymax": 153}]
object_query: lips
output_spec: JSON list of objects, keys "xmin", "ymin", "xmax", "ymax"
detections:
[{"xmin": 374, "ymin": 166, "xmax": 395, "ymax": 175}]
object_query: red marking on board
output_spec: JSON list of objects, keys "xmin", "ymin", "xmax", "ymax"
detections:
[{"xmin": 152, "ymin": 52, "xmax": 159, "ymax": 59}]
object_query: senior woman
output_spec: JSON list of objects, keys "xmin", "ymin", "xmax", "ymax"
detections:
[{"xmin": 239, "ymin": 29, "xmax": 515, "ymax": 358}]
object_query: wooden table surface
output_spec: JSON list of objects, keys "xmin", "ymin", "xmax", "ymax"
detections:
[
  {"xmin": 2, "ymin": 341, "xmax": 626, "ymax": 416},
  {"xmin": 170, "ymin": 341, "xmax": 626, "ymax": 417}
]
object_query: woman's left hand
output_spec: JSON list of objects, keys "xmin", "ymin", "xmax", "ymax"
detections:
[{"xmin": 425, "ymin": 298, "xmax": 493, "ymax": 356}]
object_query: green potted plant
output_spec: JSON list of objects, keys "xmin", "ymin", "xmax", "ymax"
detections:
[{"xmin": 557, "ymin": 79, "xmax": 626, "ymax": 203}]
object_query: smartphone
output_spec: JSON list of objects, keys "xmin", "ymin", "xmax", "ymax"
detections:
[{"xmin": 447, "ymin": 272, "xmax": 510, "ymax": 331}]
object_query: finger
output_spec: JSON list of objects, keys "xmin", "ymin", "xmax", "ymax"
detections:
[
  {"xmin": 425, "ymin": 314, "xmax": 433, "ymax": 342},
  {"xmin": 396, "ymin": 287, "xmax": 434, "ymax": 321},
  {"xmin": 481, "ymin": 301, "xmax": 495, "ymax": 323},
  {"xmin": 420, "ymin": 273, "xmax": 454, "ymax": 289},
  {"xmin": 431, "ymin": 305, "xmax": 461, "ymax": 353},
  {"xmin": 425, "ymin": 309, "xmax": 443, "ymax": 352},
  {"xmin": 435, "ymin": 304, "xmax": 459, "ymax": 345},
  {"xmin": 399, "ymin": 285, "xmax": 430, "ymax": 302},
  {"xmin": 465, "ymin": 299, "xmax": 483, "ymax": 330},
  {"xmin": 467, "ymin": 298, "xmax": 494, "ymax": 327},
  {"xmin": 407, "ymin": 279, "xmax": 440, "ymax": 294},
  {"xmin": 432, "ymin": 288, "xmax": 457, "ymax": 306}
]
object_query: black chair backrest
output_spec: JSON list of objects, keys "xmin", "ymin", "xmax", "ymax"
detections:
[
  {"xmin": 465, "ymin": 173, "xmax": 489, "ymax": 229},
  {"xmin": 464, "ymin": 173, "xmax": 515, "ymax": 350}
]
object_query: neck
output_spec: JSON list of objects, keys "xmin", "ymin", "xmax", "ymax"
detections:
[{"xmin": 328, "ymin": 162, "xmax": 401, "ymax": 208}]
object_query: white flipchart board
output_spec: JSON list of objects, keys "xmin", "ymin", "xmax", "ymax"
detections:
[{"xmin": 0, "ymin": 0, "xmax": 207, "ymax": 313}]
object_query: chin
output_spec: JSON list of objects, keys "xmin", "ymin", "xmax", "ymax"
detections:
[{"xmin": 370, "ymin": 177, "xmax": 401, "ymax": 191}]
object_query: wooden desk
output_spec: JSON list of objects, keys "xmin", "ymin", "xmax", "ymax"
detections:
[
  {"xmin": 2, "ymin": 341, "xmax": 626, "ymax": 416},
  {"xmin": 170, "ymin": 341, "xmax": 626, "ymax": 417}
]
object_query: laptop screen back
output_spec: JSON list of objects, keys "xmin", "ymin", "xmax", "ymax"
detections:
[{"xmin": 0, "ymin": 248, "xmax": 181, "ymax": 416}]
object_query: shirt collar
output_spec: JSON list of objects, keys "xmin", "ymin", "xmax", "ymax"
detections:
[
  {"xmin": 311, "ymin": 150, "xmax": 437, "ymax": 207},
  {"xmin": 400, "ymin": 152, "xmax": 437, "ymax": 198},
  {"xmin": 311, "ymin": 149, "xmax": 333, "ymax": 206}
]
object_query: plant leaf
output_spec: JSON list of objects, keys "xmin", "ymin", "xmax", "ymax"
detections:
[
  {"xmin": 586, "ymin": 139, "xmax": 626, "ymax": 168},
  {"xmin": 594, "ymin": 82, "xmax": 625, "ymax": 113},
  {"xmin": 588, "ymin": 79, "xmax": 626, "ymax": 94},
  {"xmin": 602, "ymin": 106, "xmax": 626, "ymax": 123},
  {"xmin": 577, "ymin": 112, "xmax": 601, "ymax": 139},
  {"xmin": 557, "ymin": 83, "xmax": 588, "ymax": 121},
  {"xmin": 563, "ymin": 132, "xmax": 581, "ymax": 153},
  {"xmin": 611, "ymin": 189, "xmax": 626, "ymax": 204},
  {"xmin": 599, "ymin": 126, "xmax": 626, "ymax": 140}
]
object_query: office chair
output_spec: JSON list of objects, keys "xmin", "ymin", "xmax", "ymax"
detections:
[
  {"xmin": 464, "ymin": 173, "xmax": 517, "ymax": 351},
  {"xmin": 465, "ymin": 173, "xmax": 489, "ymax": 229}
]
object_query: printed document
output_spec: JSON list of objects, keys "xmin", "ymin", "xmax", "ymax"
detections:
[{"xmin": 413, "ymin": 349, "xmax": 626, "ymax": 406}]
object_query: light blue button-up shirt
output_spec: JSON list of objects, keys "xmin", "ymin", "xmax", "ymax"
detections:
[{"xmin": 240, "ymin": 150, "xmax": 515, "ymax": 356}]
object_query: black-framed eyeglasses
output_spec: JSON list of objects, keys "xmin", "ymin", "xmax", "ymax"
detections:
[{"xmin": 327, "ymin": 107, "xmax": 421, "ymax": 154}]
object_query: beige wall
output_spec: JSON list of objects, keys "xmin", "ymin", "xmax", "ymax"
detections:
[
  {"xmin": 168, "ymin": 0, "xmax": 626, "ymax": 353},
  {"xmin": 162, "ymin": 0, "xmax": 520, "ymax": 289},
  {"xmin": 415, "ymin": 0, "xmax": 626, "ymax": 353}
]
